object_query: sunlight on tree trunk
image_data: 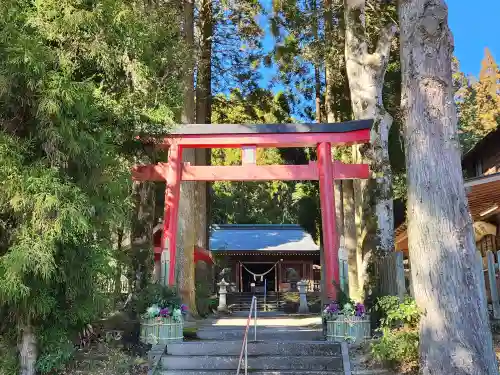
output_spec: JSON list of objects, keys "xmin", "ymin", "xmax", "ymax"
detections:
[
  {"xmin": 344, "ymin": 0, "xmax": 396, "ymax": 297},
  {"xmin": 178, "ymin": 0, "xmax": 198, "ymax": 316},
  {"xmin": 399, "ymin": 0, "xmax": 498, "ymax": 373},
  {"xmin": 18, "ymin": 321, "xmax": 36, "ymax": 375},
  {"xmin": 343, "ymin": 179, "xmax": 360, "ymax": 301},
  {"xmin": 131, "ymin": 180, "xmax": 155, "ymax": 294},
  {"xmin": 194, "ymin": 0, "xmax": 213, "ymax": 315}
]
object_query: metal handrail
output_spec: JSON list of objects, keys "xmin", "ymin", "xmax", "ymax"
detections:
[{"xmin": 236, "ymin": 295, "xmax": 257, "ymax": 375}]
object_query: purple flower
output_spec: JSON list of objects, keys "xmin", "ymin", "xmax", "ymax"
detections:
[
  {"xmin": 354, "ymin": 303, "xmax": 365, "ymax": 317},
  {"xmin": 326, "ymin": 302, "xmax": 340, "ymax": 314},
  {"xmin": 159, "ymin": 308, "xmax": 170, "ymax": 317},
  {"xmin": 180, "ymin": 304, "xmax": 188, "ymax": 313}
]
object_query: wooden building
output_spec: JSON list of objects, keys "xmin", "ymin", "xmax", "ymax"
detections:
[{"xmin": 210, "ymin": 224, "xmax": 321, "ymax": 293}]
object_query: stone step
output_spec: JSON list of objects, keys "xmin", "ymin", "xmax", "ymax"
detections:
[
  {"xmin": 196, "ymin": 328, "xmax": 323, "ymax": 341},
  {"xmin": 229, "ymin": 311, "xmax": 294, "ymax": 317},
  {"xmin": 160, "ymin": 371, "xmax": 343, "ymax": 375},
  {"xmin": 232, "ymin": 307, "xmax": 282, "ymax": 312},
  {"xmin": 166, "ymin": 341, "xmax": 341, "ymax": 357},
  {"xmin": 161, "ymin": 355, "xmax": 343, "ymax": 371},
  {"xmin": 230, "ymin": 302, "xmax": 281, "ymax": 306},
  {"xmin": 231, "ymin": 303, "xmax": 280, "ymax": 307}
]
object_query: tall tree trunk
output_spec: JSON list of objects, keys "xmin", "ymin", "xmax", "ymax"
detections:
[
  {"xmin": 315, "ymin": 66, "xmax": 322, "ymax": 123},
  {"xmin": 195, "ymin": 0, "xmax": 212, "ymax": 315},
  {"xmin": 343, "ymin": 179, "xmax": 359, "ymax": 301},
  {"xmin": 130, "ymin": 181, "xmax": 155, "ymax": 295},
  {"xmin": 399, "ymin": 1, "xmax": 498, "ymax": 373},
  {"xmin": 114, "ymin": 228, "xmax": 124, "ymax": 308},
  {"xmin": 352, "ymin": 145, "xmax": 365, "ymax": 290},
  {"xmin": 324, "ymin": 0, "xmax": 335, "ymax": 124},
  {"xmin": 18, "ymin": 321, "xmax": 36, "ymax": 375},
  {"xmin": 325, "ymin": 0, "xmax": 351, "ymax": 123},
  {"xmin": 334, "ymin": 181, "xmax": 344, "ymax": 250},
  {"xmin": 325, "ymin": 0, "xmax": 357, "ymax": 300},
  {"xmin": 344, "ymin": 0, "xmax": 396, "ymax": 297},
  {"xmin": 195, "ymin": 0, "xmax": 212, "ymax": 127},
  {"xmin": 195, "ymin": 0, "xmax": 212, "ymax": 250},
  {"xmin": 178, "ymin": 0, "xmax": 198, "ymax": 315},
  {"xmin": 334, "ymin": 179, "xmax": 345, "ymax": 294},
  {"xmin": 129, "ymin": 178, "xmax": 155, "ymax": 348},
  {"xmin": 312, "ymin": 0, "xmax": 322, "ymax": 123}
]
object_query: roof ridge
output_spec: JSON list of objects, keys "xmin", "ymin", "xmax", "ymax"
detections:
[{"xmin": 211, "ymin": 224, "xmax": 303, "ymax": 230}]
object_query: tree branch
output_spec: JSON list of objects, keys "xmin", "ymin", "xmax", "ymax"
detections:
[
  {"xmin": 372, "ymin": 22, "xmax": 398, "ymax": 67},
  {"xmin": 344, "ymin": 0, "xmax": 368, "ymax": 59}
]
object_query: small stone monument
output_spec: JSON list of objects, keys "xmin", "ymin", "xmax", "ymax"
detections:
[
  {"xmin": 297, "ymin": 280, "xmax": 309, "ymax": 314},
  {"xmin": 217, "ymin": 278, "xmax": 229, "ymax": 312}
]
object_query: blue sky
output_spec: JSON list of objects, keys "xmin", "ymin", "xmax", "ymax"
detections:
[
  {"xmin": 449, "ymin": 0, "xmax": 499, "ymax": 76},
  {"xmin": 253, "ymin": 0, "xmax": 498, "ymax": 119},
  {"xmin": 257, "ymin": 0, "xmax": 499, "ymax": 89}
]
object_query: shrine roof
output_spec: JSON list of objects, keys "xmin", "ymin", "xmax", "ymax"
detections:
[
  {"xmin": 168, "ymin": 119, "xmax": 372, "ymax": 135},
  {"xmin": 209, "ymin": 224, "xmax": 320, "ymax": 252}
]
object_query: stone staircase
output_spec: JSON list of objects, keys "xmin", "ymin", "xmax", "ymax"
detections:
[{"xmin": 156, "ymin": 315, "xmax": 345, "ymax": 375}]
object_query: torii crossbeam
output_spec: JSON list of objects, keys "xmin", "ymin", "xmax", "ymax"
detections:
[{"xmin": 132, "ymin": 120, "xmax": 372, "ymax": 300}]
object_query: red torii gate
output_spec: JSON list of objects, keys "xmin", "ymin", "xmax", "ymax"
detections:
[{"xmin": 132, "ymin": 120, "xmax": 372, "ymax": 300}]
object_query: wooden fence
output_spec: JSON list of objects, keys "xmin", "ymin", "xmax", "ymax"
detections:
[
  {"xmin": 373, "ymin": 252, "xmax": 406, "ymax": 300},
  {"xmin": 384, "ymin": 250, "xmax": 495, "ymax": 319},
  {"xmin": 336, "ymin": 252, "xmax": 407, "ymax": 300},
  {"xmin": 98, "ymin": 274, "xmax": 131, "ymax": 295},
  {"xmin": 477, "ymin": 250, "xmax": 500, "ymax": 318}
]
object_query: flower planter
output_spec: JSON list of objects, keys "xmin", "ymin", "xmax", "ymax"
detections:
[
  {"xmin": 326, "ymin": 315, "xmax": 370, "ymax": 342},
  {"xmin": 140, "ymin": 317, "xmax": 183, "ymax": 345}
]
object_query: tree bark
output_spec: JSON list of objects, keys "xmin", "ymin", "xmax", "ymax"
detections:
[
  {"xmin": 194, "ymin": 0, "xmax": 213, "ymax": 316},
  {"xmin": 324, "ymin": 0, "xmax": 335, "ymax": 123},
  {"xmin": 311, "ymin": 0, "xmax": 322, "ymax": 123},
  {"xmin": 352, "ymin": 145, "xmax": 364, "ymax": 290},
  {"xmin": 18, "ymin": 321, "xmax": 36, "ymax": 375},
  {"xmin": 130, "ymin": 180, "xmax": 155, "ymax": 295},
  {"xmin": 195, "ymin": 0, "xmax": 212, "ymax": 251},
  {"xmin": 315, "ymin": 65, "xmax": 322, "ymax": 123},
  {"xmin": 343, "ymin": 179, "xmax": 359, "ymax": 301},
  {"xmin": 114, "ymin": 228, "xmax": 124, "ymax": 308},
  {"xmin": 344, "ymin": 0, "xmax": 396, "ymax": 296},
  {"xmin": 178, "ymin": 0, "xmax": 198, "ymax": 315},
  {"xmin": 334, "ymin": 181, "xmax": 344, "ymax": 246},
  {"xmin": 399, "ymin": 1, "xmax": 498, "ymax": 373},
  {"xmin": 195, "ymin": 0, "xmax": 212, "ymax": 127}
]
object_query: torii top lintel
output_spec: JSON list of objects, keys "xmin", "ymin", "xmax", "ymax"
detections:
[{"xmin": 152, "ymin": 119, "xmax": 372, "ymax": 148}]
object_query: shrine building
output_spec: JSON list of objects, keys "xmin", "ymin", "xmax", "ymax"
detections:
[{"xmin": 210, "ymin": 224, "xmax": 321, "ymax": 293}]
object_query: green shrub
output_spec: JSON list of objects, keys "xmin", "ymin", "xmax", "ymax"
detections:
[
  {"xmin": 371, "ymin": 296, "xmax": 420, "ymax": 374},
  {"xmin": 134, "ymin": 284, "xmax": 180, "ymax": 316},
  {"xmin": 195, "ymin": 280, "xmax": 214, "ymax": 317},
  {"xmin": 36, "ymin": 327, "xmax": 75, "ymax": 374},
  {"xmin": 0, "ymin": 333, "xmax": 18, "ymax": 375}
]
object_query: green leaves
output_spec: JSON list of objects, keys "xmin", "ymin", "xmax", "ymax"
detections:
[
  {"xmin": 210, "ymin": 90, "xmax": 320, "ymax": 241},
  {"xmin": 455, "ymin": 52, "xmax": 500, "ymax": 152},
  {"xmin": 0, "ymin": 1, "xmax": 184, "ymax": 370},
  {"xmin": 375, "ymin": 295, "xmax": 420, "ymax": 329},
  {"xmin": 371, "ymin": 296, "xmax": 420, "ymax": 372}
]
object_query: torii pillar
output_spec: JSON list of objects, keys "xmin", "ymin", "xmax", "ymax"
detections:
[
  {"xmin": 317, "ymin": 142, "xmax": 339, "ymax": 299},
  {"xmin": 160, "ymin": 144, "xmax": 182, "ymax": 286}
]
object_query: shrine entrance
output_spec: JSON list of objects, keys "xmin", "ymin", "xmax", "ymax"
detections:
[
  {"xmin": 132, "ymin": 120, "xmax": 372, "ymax": 300},
  {"xmin": 240, "ymin": 262, "xmax": 276, "ymax": 293}
]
